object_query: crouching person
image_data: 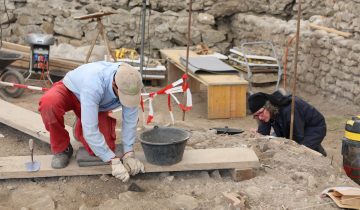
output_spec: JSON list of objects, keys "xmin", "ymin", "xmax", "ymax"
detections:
[
  {"xmin": 248, "ymin": 90, "xmax": 327, "ymax": 156},
  {"xmin": 38, "ymin": 61, "xmax": 145, "ymax": 182}
]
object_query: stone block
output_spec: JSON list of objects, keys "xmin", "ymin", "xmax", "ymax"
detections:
[
  {"xmin": 343, "ymin": 91, "xmax": 354, "ymax": 101},
  {"xmin": 355, "ymin": 96, "xmax": 360, "ymax": 105},
  {"xmin": 0, "ymin": 12, "xmax": 15, "ymax": 25},
  {"xmin": 325, "ymin": 74, "xmax": 335, "ymax": 84},
  {"xmin": 197, "ymin": 13, "xmax": 215, "ymax": 25},
  {"xmin": 352, "ymin": 44, "xmax": 360, "ymax": 52},
  {"xmin": 231, "ymin": 168, "xmax": 254, "ymax": 182},
  {"xmin": 201, "ymin": 29, "xmax": 226, "ymax": 46}
]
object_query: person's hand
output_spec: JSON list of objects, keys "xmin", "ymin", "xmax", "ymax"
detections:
[
  {"xmin": 111, "ymin": 158, "xmax": 130, "ymax": 182},
  {"xmin": 122, "ymin": 151, "xmax": 145, "ymax": 176},
  {"xmin": 249, "ymin": 128, "xmax": 262, "ymax": 138},
  {"xmin": 250, "ymin": 128, "xmax": 258, "ymax": 133}
]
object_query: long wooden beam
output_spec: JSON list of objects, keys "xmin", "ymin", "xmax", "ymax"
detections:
[
  {"xmin": 0, "ymin": 99, "xmax": 78, "ymax": 146},
  {"xmin": 0, "ymin": 147, "xmax": 259, "ymax": 179},
  {"xmin": 1, "ymin": 41, "xmax": 30, "ymax": 53},
  {"xmin": 308, "ymin": 23, "xmax": 352, "ymax": 38}
]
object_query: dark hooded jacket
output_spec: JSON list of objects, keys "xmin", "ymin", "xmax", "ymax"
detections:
[{"xmin": 257, "ymin": 91, "xmax": 326, "ymax": 150}]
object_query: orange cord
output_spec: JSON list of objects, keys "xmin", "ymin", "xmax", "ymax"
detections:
[{"xmin": 283, "ymin": 36, "xmax": 296, "ymax": 90}]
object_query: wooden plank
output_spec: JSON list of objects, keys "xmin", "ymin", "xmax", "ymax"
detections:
[
  {"xmin": 167, "ymin": 56, "xmax": 208, "ymax": 86},
  {"xmin": 0, "ymin": 147, "xmax": 259, "ymax": 179},
  {"xmin": 0, "ymin": 99, "xmax": 77, "ymax": 146},
  {"xmin": 167, "ymin": 62, "xmax": 201, "ymax": 92},
  {"xmin": 230, "ymin": 84, "xmax": 247, "ymax": 118},
  {"xmin": 200, "ymin": 74, "xmax": 248, "ymax": 85},
  {"xmin": 228, "ymin": 55, "xmax": 279, "ymax": 67},
  {"xmin": 308, "ymin": 23, "xmax": 352, "ymax": 38},
  {"xmin": 208, "ymin": 86, "xmax": 231, "ymax": 119},
  {"xmin": 230, "ymin": 48, "xmax": 278, "ymax": 61},
  {"xmin": 207, "ymin": 84, "xmax": 247, "ymax": 119},
  {"xmin": 160, "ymin": 49, "xmax": 198, "ymax": 66},
  {"xmin": 2, "ymin": 41, "xmax": 30, "ymax": 53},
  {"xmin": 74, "ymin": 11, "xmax": 116, "ymax": 20}
]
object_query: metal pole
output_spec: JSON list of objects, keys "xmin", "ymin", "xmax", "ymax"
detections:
[
  {"xmin": 289, "ymin": 0, "xmax": 302, "ymax": 140},
  {"xmin": 139, "ymin": 0, "xmax": 147, "ymax": 78},
  {"xmin": 182, "ymin": 0, "xmax": 192, "ymax": 121}
]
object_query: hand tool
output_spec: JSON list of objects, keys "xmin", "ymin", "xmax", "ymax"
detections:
[
  {"xmin": 25, "ymin": 139, "xmax": 40, "ymax": 172},
  {"xmin": 211, "ymin": 126, "xmax": 244, "ymax": 135}
]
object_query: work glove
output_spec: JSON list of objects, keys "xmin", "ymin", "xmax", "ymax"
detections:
[
  {"xmin": 111, "ymin": 158, "xmax": 130, "ymax": 182},
  {"xmin": 122, "ymin": 151, "xmax": 145, "ymax": 176}
]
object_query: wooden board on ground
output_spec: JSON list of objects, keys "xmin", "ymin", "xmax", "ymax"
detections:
[
  {"xmin": 0, "ymin": 99, "xmax": 78, "ymax": 146},
  {"xmin": 0, "ymin": 147, "xmax": 259, "ymax": 179}
]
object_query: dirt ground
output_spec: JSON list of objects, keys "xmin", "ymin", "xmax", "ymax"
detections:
[{"xmin": 0, "ymin": 79, "xmax": 359, "ymax": 210}]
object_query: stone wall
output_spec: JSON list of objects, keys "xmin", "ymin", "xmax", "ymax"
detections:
[
  {"xmin": 0, "ymin": 0, "xmax": 359, "ymax": 105},
  {"xmin": 231, "ymin": 14, "xmax": 360, "ymax": 105}
]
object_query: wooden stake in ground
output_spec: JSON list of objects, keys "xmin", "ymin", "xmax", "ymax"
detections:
[
  {"xmin": 289, "ymin": 0, "xmax": 302, "ymax": 140},
  {"xmin": 182, "ymin": 0, "xmax": 192, "ymax": 121}
]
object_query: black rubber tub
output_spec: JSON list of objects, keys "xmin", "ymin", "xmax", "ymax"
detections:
[{"xmin": 140, "ymin": 126, "xmax": 191, "ymax": 165}]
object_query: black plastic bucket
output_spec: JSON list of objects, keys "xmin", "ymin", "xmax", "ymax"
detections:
[
  {"xmin": 342, "ymin": 138, "xmax": 360, "ymax": 184},
  {"xmin": 140, "ymin": 126, "xmax": 191, "ymax": 165},
  {"xmin": 342, "ymin": 116, "xmax": 360, "ymax": 185}
]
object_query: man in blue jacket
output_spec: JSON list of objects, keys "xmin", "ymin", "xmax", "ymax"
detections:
[
  {"xmin": 39, "ymin": 61, "xmax": 144, "ymax": 182},
  {"xmin": 248, "ymin": 90, "xmax": 327, "ymax": 156}
]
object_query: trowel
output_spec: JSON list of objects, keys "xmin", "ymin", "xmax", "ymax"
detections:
[{"xmin": 25, "ymin": 139, "xmax": 40, "ymax": 172}]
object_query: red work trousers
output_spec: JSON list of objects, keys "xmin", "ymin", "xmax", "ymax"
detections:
[{"xmin": 38, "ymin": 81, "xmax": 116, "ymax": 155}]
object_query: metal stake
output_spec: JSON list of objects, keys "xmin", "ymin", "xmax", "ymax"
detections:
[
  {"xmin": 290, "ymin": 0, "xmax": 302, "ymax": 140},
  {"xmin": 182, "ymin": 0, "xmax": 192, "ymax": 121},
  {"xmin": 139, "ymin": 0, "xmax": 147, "ymax": 78}
]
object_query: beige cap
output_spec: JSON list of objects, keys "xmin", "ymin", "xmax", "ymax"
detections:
[{"xmin": 115, "ymin": 63, "xmax": 143, "ymax": 107}]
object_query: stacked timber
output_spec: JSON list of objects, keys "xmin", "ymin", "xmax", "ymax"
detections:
[{"xmin": 227, "ymin": 47, "xmax": 280, "ymax": 84}]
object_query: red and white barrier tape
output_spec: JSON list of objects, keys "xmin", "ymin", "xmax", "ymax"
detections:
[
  {"xmin": 1, "ymin": 76, "xmax": 192, "ymax": 125},
  {"xmin": 0, "ymin": 81, "xmax": 49, "ymax": 92},
  {"xmin": 141, "ymin": 74, "xmax": 192, "ymax": 125}
]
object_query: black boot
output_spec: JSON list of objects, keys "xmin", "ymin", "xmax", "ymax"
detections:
[
  {"xmin": 316, "ymin": 145, "xmax": 327, "ymax": 157},
  {"xmin": 51, "ymin": 144, "xmax": 73, "ymax": 169}
]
